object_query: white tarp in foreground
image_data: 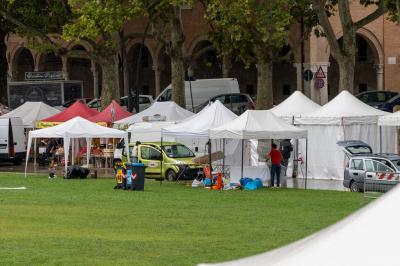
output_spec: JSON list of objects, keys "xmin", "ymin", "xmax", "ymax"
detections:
[
  {"xmin": 25, "ymin": 116, "xmax": 129, "ymax": 175},
  {"xmin": 199, "ymin": 184, "xmax": 400, "ymax": 266},
  {"xmin": 114, "ymin": 101, "xmax": 193, "ymax": 125},
  {"xmin": 270, "ymin": 91, "xmax": 321, "ymax": 122},
  {"xmin": 295, "ymin": 90, "xmax": 395, "ymax": 180},
  {"xmin": 1, "ymin": 101, "xmax": 60, "ymax": 128}
]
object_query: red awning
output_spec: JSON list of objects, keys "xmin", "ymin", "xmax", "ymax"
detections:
[
  {"xmin": 88, "ymin": 100, "xmax": 132, "ymax": 123},
  {"xmin": 41, "ymin": 100, "xmax": 99, "ymax": 122}
]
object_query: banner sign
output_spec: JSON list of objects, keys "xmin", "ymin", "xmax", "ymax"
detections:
[{"xmin": 25, "ymin": 71, "xmax": 64, "ymax": 81}]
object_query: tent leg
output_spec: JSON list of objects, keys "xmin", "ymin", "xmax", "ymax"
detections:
[
  {"xmin": 305, "ymin": 138, "xmax": 308, "ymax": 190},
  {"xmin": 160, "ymin": 137, "xmax": 163, "ymax": 185},
  {"xmin": 222, "ymin": 139, "xmax": 225, "ymax": 177},
  {"xmin": 379, "ymin": 125, "xmax": 382, "ymax": 153},
  {"xmin": 208, "ymin": 138, "xmax": 212, "ymax": 173},
  {"xmin": 241, "ymin": 139, "xmax": 244, "ymax": 180},
  {"xmin": 34, "ymin": 138, "xmax": 37, "ymax": 173}
]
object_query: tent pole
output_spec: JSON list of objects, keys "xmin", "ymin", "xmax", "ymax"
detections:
[
  {"xmin": 160, "ymin": 136, "xmax": 163, "ymax": 185},
  {"xmin": 305, "ymin": 138, "xmax": 308, "ymax": 190},
  {"xmin": 222, "ymin": 138, "xmax": 225, "ymax": 177},
  {"xmin": 34, "ymin": 138, "xmax": 37, "ymax": 172},
  {"xmin": 379, "ymin": 125, "xmax": 382, "ymax": 153},
  {"xmin": 241, "ymin": 139, "xmax": 244, "ymax": 180},
  {"xmin": 208, "ymin": 138, "xmax": 212, "ymax": 173}
]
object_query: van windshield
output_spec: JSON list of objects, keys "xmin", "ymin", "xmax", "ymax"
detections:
[
  {"xmin": 162, "ymin": 144, "xmax": 195, "ymax": 158},
  {"xmin": 158, "ymin": 89, "xmax": 172, "ymax": 102}
]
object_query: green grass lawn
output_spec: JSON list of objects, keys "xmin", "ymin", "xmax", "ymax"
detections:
[{"xmin": 0, "ymin": 173, "xmax": 365, "ymax": 265}]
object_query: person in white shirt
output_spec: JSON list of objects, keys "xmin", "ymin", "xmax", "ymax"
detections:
[{"xmin": 132, "ymin": 141, "xmax": 140, "ymax": 163}]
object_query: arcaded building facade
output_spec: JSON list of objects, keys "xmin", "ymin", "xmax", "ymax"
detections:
[{"xmin": 4, "ymin": 2, "xmax": 400, "ymax": 106}]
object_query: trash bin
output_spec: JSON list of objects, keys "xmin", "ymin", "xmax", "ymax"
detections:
[{"xmin": 132, "ymin": 163, "xmax": 145, "ymax": 191}]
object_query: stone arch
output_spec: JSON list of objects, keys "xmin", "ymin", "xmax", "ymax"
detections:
[
  {"xmin": 67, "ymin": 45, "xmax": 94, "ymax": 98},
  {"xmin": 186, "ymin": 34, "xmax": 209, "ymax": 57},
  {"xmin": 11, "ymin": 46, "xmax": 34, "ymax": 81},
  {"xmin": 126, "ymin": 39, "xmax": 157, "ymax": 66},
  {"xmin": 126, "ymin": 42, "xmax": 155, "ymax": 96},
  {"xmin": 64, "ymin": 40, "xmax": 94, "ymax": 52},
  {"xmin": 190, "ymin": 40, "xmax": 221, "ymax": 79},
  {"xmin": 37, "ymin": 52, "xmax": 63, "ymax": 72},
  {"xmin": 328, "ymin": 29, "xmax": 383, "ymax": 98}
]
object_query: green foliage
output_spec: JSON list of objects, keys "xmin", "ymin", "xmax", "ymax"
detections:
[
  {"xmin": 0, "ymin": 173, "xmax": 364, "ymax": 265},
  {"xmin": 206, "ymin": 0, "xmax": 311, "ymax": 65},
  {"xmin": 63, "ymin": 0, "xmax": 143, "ymax": 42}
]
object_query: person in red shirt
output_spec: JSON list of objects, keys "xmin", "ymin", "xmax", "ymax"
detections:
[{"xmin": 268, "ymin": 143, "xmax": 282, "ymax": 188}]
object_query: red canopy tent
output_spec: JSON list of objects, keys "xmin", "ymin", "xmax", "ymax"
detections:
[
  {"xmin": 37, "ymin": 100, "xmax": 99, "ymax": 128},
  {"xmin": 88, "ymin": 100, "xmax": 132, "ymax": 126}
]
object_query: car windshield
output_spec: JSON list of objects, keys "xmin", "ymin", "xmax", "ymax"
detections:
[
  {"xmin": 162, "ymin": 144, "xmax": 195, "ymax": 158},
  {"xmin": 387, "ymin": 95, "xmax": 400, "ymax": 104},
  {"xmin": 391, "ymin": 159, "xmax": 400, "ymax": 171}
]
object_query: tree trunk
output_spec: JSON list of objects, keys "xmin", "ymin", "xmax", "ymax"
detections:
[
  {"xmin": 0, "ymin": 30, "xmax": 8, "ymax": 104},
  {"xmin": 255, "ymin": 53, "xmax": 273, "ymax": 110},
  {"xmin": 170, "ymin": 6, "xmax": 186, "ymax": 108},
  {"xmin": 222, "ymin": 54, "xmax": 231, "ymax": 78},
  {"xmin": 100, "ymin": 56, "xmax": 120, "ymax": 109},
  {"xmin": 338, "ymin": 56, "xmax": 355, "ymax": 93}
]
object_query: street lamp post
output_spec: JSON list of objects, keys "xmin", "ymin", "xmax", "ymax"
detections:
[{"xmin": 188, "ymin": 66, "xmax": 195, "ymax": 112}]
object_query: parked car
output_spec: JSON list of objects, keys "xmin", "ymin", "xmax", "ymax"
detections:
[
  {"xmin": 194, "ymin": 93, "xmax": 255, "ymax": 115},
  {"xmin": 337, "ymin": 140, "xmax": 400, "ymax": 192},
  {"xmin": 373, "ymin": 94, "xmax": 400, "ymax": 112},
  {"xmin": 155, "ymin": 78, "xmax": 240, "ymax": 111},
  {"xmin": 62, "ymin": 98, "xmax": 93, "ymax": 108},
  {"xmin": 356, "ymin": 90, "xmax": 398, "ymax": 107},
  {"xmin": 114, "ymin": 141, "xmax": 203, "ymax": 181},
  {"xmin": 119, "ymin": 95, "xmax": 154, "ymax": 112},
  {"xmin": 87, "ymin": 95, "xmax": 153, "ymax": 112}
]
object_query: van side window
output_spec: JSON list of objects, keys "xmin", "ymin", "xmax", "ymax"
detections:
[
  {"xmin": 364, "ymin": 160, "xmax": 374, "ymax": 171},
  {"xmin": 350, "ymin": 159, "xmax": 364, "ymax": 170},
  {"xmin": 141, "ymin": 146, "xmax": 161, "ymax": 160}
]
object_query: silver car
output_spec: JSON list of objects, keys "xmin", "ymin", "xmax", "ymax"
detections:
[{"xmin": 338, "ymin": 140, "xmax": 400, "ymax": 192}]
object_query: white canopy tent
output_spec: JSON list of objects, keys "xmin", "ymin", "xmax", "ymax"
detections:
[
  {"xmin": 161, "ymin": 100, "xmax": 237, "ymax": 139},
  {"xmin": 25, "ymin": 116, "xmax": 129, "ymax": 176},
  {"xmin": 114, "ymin": 101, "xmax": 194, "ymax": 126},
  {"xmin": 199, "ymin": 183, "xmax": 400, "ymax": 266},
  {"xmin": 1, "ymin": 101, "xmax": 60, "ymax": 128},
  {"xmin": 295, "ymin": 90, "xmax": 394, "ymax": 180},
  {"xmin": 378, "ymin": 111, "xmax": 400, "ymax": 126},
  {"xmin": 210, "ymin": 110, "xmax": 308, "ymax": 182},
  {"xmin": 128, "ymin": 121, "xmax": 178, "ymax": 143},
  {"xmin": 270, "ymin": 91, "xmax": 321, "ymax": 122}
]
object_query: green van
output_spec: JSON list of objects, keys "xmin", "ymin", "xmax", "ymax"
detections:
[{"xmin": 114, "ymin": 141, "xmax": 203, "ymax": 181}]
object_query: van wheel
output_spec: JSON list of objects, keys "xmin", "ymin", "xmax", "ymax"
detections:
[
  {"xmin": 166, "ymin": 170, "xmax": 177, "ymax": 181},
  {"xmin": 350, "ymin": 181, "xmax": 360, "ymax": 192}
]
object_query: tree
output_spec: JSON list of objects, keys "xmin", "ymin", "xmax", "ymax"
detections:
[
  {"xmin": 311, "ymin": 0, "xmax": 387, "ymax": 93},
  {"xmin": 0, "ymin": 0, "xmax": 143, "ymax": 108},
  {"xmin": 205, "ymin": 0, "xmax": 308, "ymax": 109}
]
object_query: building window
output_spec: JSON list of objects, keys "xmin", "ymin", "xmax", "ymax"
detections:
[
  {"xmin": 359, "ymin": 83, "xmax": 368, "ymax": 93},
  {"xmin": 142, "ymin": 85, "xmax": 149, "ymax": 95},
  {"xmin": 246, "ymin": 85, "xmax": 254, "ymax": 95},
  {"xmin": 283, "ymin": 84, "xmax": 291, "ymax": 95}
]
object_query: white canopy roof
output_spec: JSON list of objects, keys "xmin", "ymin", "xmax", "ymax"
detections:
[
  {"xmin": 127, "ymin": 121, "xmax": 177, "ymax": 143},
  {"xmin": 162, "ymin": 100, "xmax": 237, "ymax": 139},
  {"xmin": 25, "ymin": 116, "xmax": 129, "ymax": 175},
  {"xmin": 200, "ymin": 184, "xmax": 400, "ymax": 266},
  {"xmin": 114, "ymin": 101, "xmax": 193, "ymax": 125},
  {"xmin": 210, "ymin": 110, "xmax": 307, "ymax": 139},
  {"xmin": 1, "ymin": 101, "xmax": 60, "ymax": 128},
  {"xmin": 378, "ymin": 111, "xmax": 400, "ymax": 126},
  {"xmin": 270, "ymin": 91, "xmax": 321, "ymax": 121},
  {"xmin": 295, "ymin": 90, "xmax": 389, "ymax": 125}
]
